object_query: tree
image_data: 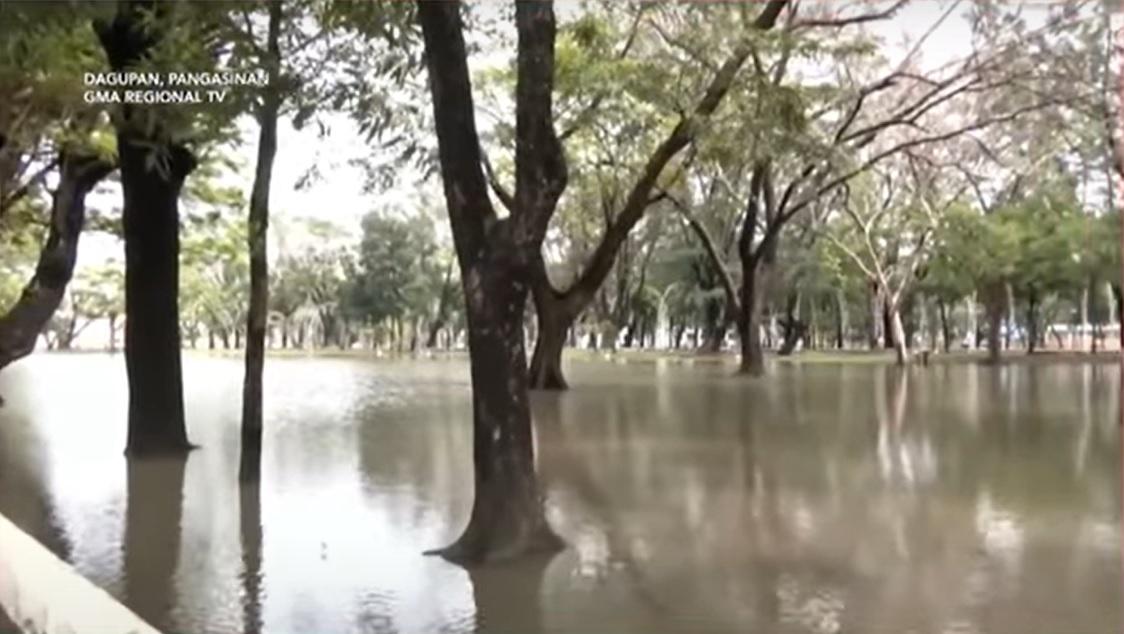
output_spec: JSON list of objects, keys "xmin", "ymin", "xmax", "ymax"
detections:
[
  {"xmin": 239, "ymin": 0, "xmax": 282, "ymax": 484},
  {"xmin": 525, "ymin": 1, "xmax": 790, "ymax": 388},
  {"xmin": 95, "ymin": 0, "xmax": 204, "ymax": 455},
  {"xmin": 0, "ymin": 153, "xmax": 112, "ymax": 369},
  {"xmin": 821, "ymin": 159, "xmax": 957, "ymax": 365},
  {"xmin": 416, "ymin": 0, "xmax": 574, "ymax": 564},
  {"xmin": 0, "ymin": 5, "xmax": 116, "ymax": 374}
]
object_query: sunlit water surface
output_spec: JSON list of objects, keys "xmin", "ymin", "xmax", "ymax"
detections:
[{"xmin": 0, "ymin": 353, "xmax": 1119, "ymax": 634}]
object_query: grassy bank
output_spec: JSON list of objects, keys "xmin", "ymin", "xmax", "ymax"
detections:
[{"xmin": 44, "ymin": 346, "xmax": 1120, "ymax": 367}]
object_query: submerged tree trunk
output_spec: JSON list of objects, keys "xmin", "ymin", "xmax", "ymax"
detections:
[
  {"xmin": 123, "ymin": 455, "xmax": 187, "ymax": 632},
  {"xmin": 882, "ymin": 301, "xmax": 894, "ymax": 349},
  {"xmin": 117, "ymin": 135, "xmax": 195, "ymax": 454},
  {"xmin": 418, "ymin": 0, "xmax": 565, "ymax": 564},
  {"xmin": 0, "ymin": 154, "xmax": 112, "ymax": 373},
  {"xmin": 98, "ymin": 2, "xmax": 195, "ymax": 455},
  {"xmin": 834, "ymin": 288, "xmax": 847, "ymax": 350},
  {"xmin": 938, "ymin": 299, "xmax": 951, "ymax": 354},
  {"xmin": 737, "ymin": 259, "xmax": 771, "ymax": 375},
  {"xmin": 240, "ymin": 0, "xmax": 282, "ymax": 485},
  {"xmin": 984, "ymin": 283, "xmax": 1004, "ymax": 364},
  {"xmin": 528, "ymin": 292, "xmax": 573, "ymax": 390},
  {"xmin": 868, "ymin": 282, "xmax": 882, "ymax": 349}
]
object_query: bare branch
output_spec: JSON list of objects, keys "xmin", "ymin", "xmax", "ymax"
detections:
[
  {"xmin": 792, "ymin": 0, "xmax": 908, "ymax": 30},
  {"xmin": 480, "ymin": 148, "xmax": 515, "ymax": 214}
]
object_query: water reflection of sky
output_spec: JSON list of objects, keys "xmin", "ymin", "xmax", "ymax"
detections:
[{"xmin": 0, "ymin": 354, "xmax": 1119, "ymax": 634}]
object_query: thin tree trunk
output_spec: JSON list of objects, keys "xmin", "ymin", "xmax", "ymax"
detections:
[
  {"xmin": 868, "ymin": 282, "xmax": 881, "ymax": 349},
  {"xmin": 427, "ymin": 261, "xmax": 455, "ymax": 348},
  {"xmin": 239, "ymin": 481, "xmax": 263, "ymax": 634},
  {"xmin": 109, "ymin": 313, "xmax": 119, "ymax": 353},
  {"xmin": 834, "ymin": 288, "xmax": 847, "ymax": 350},
  {"xmin": 240, "ymin": 0, "xmax": 282, "ymax": 484},
  {"xmin": 0, "ymin": 154, "xmax": 112, "ymax": 372},
  {"xmin": 1026, "ymin": 289, "xmax": 1039, "ymax": 354},
  {"xmin": 882, "ymin": 300, "xmax": 894, "ymax": 349},
  {"xmin": 890, "ymin": 306, "xmax": 909, "ymax": 365},
  {"xmin": 938, "ymin": 299, "xmax": 951, "ymax": 354}
]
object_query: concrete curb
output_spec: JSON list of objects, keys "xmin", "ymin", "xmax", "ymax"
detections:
[{"xmin": 0, "ymin": 513, "xmax": 161, "ymax": 634}]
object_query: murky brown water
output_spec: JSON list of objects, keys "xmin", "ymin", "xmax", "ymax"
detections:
[{"xmin": 0, "ymin": 354, "xmax": 1119, "ymax": 634}]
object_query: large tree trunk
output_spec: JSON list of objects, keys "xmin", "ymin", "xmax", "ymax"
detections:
[
  {"xmin": 0, "ymin": 154, "xmax": 112, "ymax": 373},
  {"xmin": 432, "ymin": 260, "xmax": 562, "ymax": 564},
  {"xmin": 98, "ymin": 2, "xmax": 195, "ymax": 455},
  {"xmin": 737, "ymin": 259, "xmax": 771, "ymax": 375},
  {"xmin": 240, "ymin": 0, "xmax": 282, "ymax": 485},
  {"xmin": 117, "ymin": 135, "xmax": 195, "ymax": 454},
  {"xmin": 1026, "ymin": 289, "xmax": 1039, "ymax": 354},
  {"xmin": 418, "ymin": 0, "xmax": 565, "ymax": 564}
]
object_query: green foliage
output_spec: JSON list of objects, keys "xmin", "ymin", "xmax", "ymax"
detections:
[{"xmin": 342, "ymin": 209, "xmax": 446, "ymax": 324}]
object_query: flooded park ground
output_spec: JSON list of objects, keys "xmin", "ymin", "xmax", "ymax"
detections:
[{"xmin": 0, "ymin": 353, "xmax": 1119, "ymax": 634}]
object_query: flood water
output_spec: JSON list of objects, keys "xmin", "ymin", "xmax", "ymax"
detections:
[{"xmin": 0, "ymin": 353, "xmax": 1119, "ymax": 634}]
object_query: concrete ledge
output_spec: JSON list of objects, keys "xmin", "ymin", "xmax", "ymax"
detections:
[{"xmin": 0, "ymin": 513, "xmax": 161, "ymax": 634}]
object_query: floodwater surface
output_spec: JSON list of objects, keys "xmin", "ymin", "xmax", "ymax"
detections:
[{"xmin": 0, "ymin": 354, "xmax": 1119, "ymax": 634}]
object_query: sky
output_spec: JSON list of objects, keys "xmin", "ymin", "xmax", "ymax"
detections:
[{"xmin": 75, "ymin": 0, "xmax": 1058, "ymax": 271}]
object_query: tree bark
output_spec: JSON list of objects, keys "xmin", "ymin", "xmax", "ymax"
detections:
[
  {"xmin": 983, "ymin": 283, "xmax": 1004, "ymax": 364},
  {"xmin": 528, "ymin": 292, "xmax": 572, "ymax": 389},
  {"xmin": 240, "ymin": 0, "xmax": 282, "ymax": 484},
  {"xmin": 418, "ymin": 0, "xmax": 566, "ymax": 564},
  {"xmin": 890, "ymin": 306, "xmax": 909, "ymax": 365},
  {"xmin": 834, "ymin": 288, "xmax": 847, "ymax": 350},
  {"xmin": 868, "ymin": 282, "xmax": 882, "ymax": 349},
  {"xmin": 526, "ymin": 0, "xmax": 788, "ymax": 388},
  {"xmin": 1026, "ymin": 288, "xmax": 1039, "ymax": 354},
  {"xmin": 426, "ymin": 261, "xmax": 456, "ymax": 348},
  {"xmin": 881, "ymin": 300, "xmax": 894, "ymax": 349},
  {"xmin": 97, "ymin": 1, "xmax": 195, "ymax": 455},
  {"xmin": 108, "ymin": 313, "xmax": 119, "ymax": 353},
  {"xmin": 737, "ymin": 259, "xmax": 771, "ymax": 375},
  {"xmin": 937, "ymin": 299, "xmax": 950, "ymax": 353},
  {"xmin": 0, "ymin": 154, "xmax": 112, "ymax": 373}
]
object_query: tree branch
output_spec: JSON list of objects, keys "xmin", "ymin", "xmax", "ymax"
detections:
[{"xmin": 665, "ymin": 191, "xmax": 739, "ymax": 312}]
